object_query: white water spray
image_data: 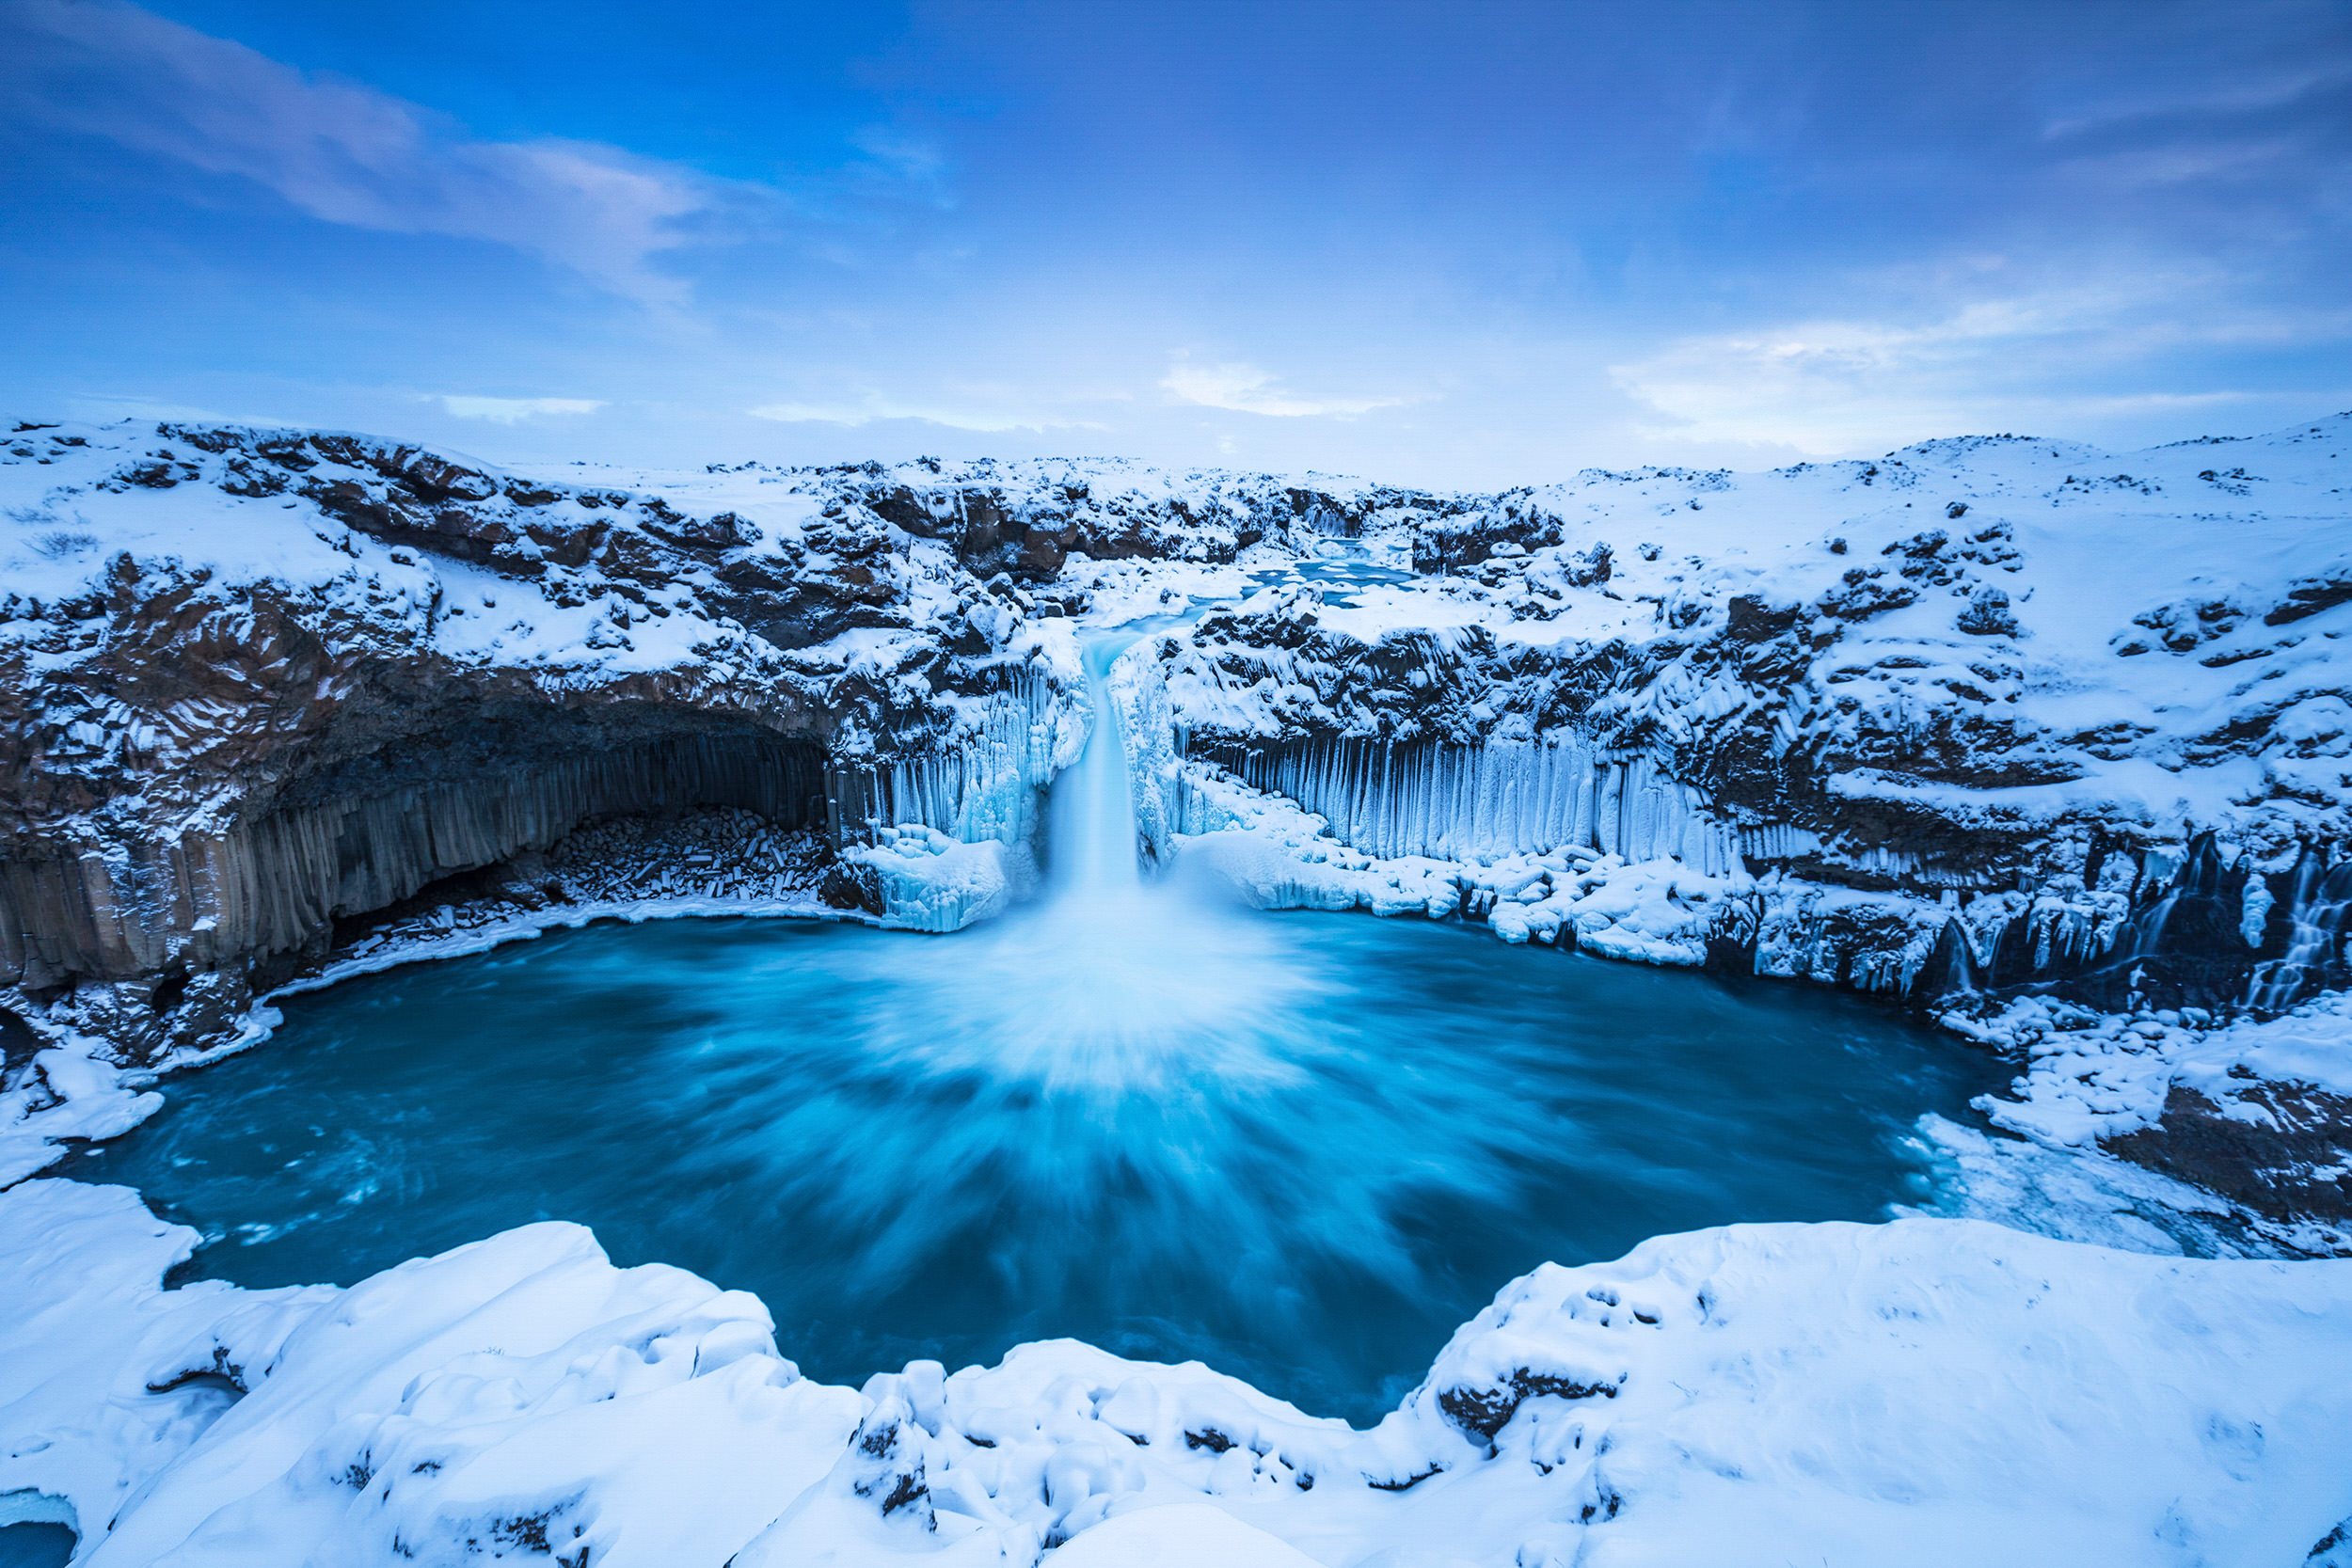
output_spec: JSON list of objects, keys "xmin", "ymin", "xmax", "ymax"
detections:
[{"xmin": 855, "ymin": 630, "xmax": 1312, "ymax": 1094}]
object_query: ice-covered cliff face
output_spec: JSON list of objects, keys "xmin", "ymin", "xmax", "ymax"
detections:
[
  {"xmin": 0, "ymin": 425, "xmax": 1387, "ymax": 1062},
  {"xmin": 3, "ymin": 411, "xmax": 2350, "ymax": 1220},
  {"xmin": 1120, "ymin": 419, "xmax": 2352, "ymax": 1003},
  {"xmin": 4, "ymin": 414, "xmax": 2352, "ymax": 1565}
]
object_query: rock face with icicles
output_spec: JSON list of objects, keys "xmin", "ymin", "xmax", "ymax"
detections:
[
  {"xmin": 1123, "ymin": 424, "xmax": 2352, "ymax": 1018},
  {"xmin": 4, "ymin": 410, "xmax": 2352, "ymax": 1222}
]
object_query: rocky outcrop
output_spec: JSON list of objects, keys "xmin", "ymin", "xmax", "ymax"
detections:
[
  {"xmin": 1136, "ymin": 420, "xmax": 2352, "ymax": 1024},
  {"xmin": 4, "ymin": 421, "xmax": 1529, "ymax": 1064},
  {"xmin": 0, "ymin": 429, "xmax": 1057, "ymax": 1057}
]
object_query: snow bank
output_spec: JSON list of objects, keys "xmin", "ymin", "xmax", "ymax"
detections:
[
  {"xmin": 5, "ymin": 1180, "xmax": 2349, "ymax": 1566},
  {"xmin": 850, "ymin": 826, "xmax": 1037, "ymax": 933},
  {"xmin": 1947, "ymin": 989, "xmax": 2352, "ymax": 1149},
  {"xmin": 0, "ymin": 1046, "xmax": 164, "ymax": 1187}
]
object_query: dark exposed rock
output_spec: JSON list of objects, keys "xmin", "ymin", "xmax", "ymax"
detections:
[
  {"xmin": 1438, "ymin": 1368, "xmax": 1623, "ymax": 1444},
  {"xmin": 2266, "ymin": 573, "xmax": 2352, "ymax": 627},
  {"xmin": 2104, "ymin": 1082, "xmax": 2352, "ymax": 1225}
]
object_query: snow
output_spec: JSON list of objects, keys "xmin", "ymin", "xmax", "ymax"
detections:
[
  {"xmin": 4, "ymin": 1179, "xmax": 2348, "ymax": 1566},
  {"xmin": 2177, "ymin": 990, "xmax": 2352, "ymax": 1101},
  {"xmin": 1118, "ymin": 411, "xmax": 2352, "ymax": 864},
  {"xmin": 1948, "ymin": 989, "xmax": 2352, "ymax": 1151},
  {"xmin": 0, "ymin": 1047, "xmax": 164, "ymax": 1186},
  {"xmin": 1043, "ymin": 1504, "xmax": 1323, "ymax": 1567},
  {"xmin": 850, "ymin": 827, "xmax": 1036, "ymax": 933},
  {"xmin": 1902, "ymin": 1116, "xmax": 2346, "ymax": 1259}
]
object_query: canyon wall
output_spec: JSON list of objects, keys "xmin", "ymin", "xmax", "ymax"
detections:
[
  {"xmin": 4, "ymin": 413, "xmax": 2348, "ymax": 1072},
  {"xmin": 1124, "ymin": 420, "xmax": 2352, "ymax": 1022}
]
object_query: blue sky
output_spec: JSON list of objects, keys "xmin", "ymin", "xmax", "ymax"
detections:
[{"xmin": 2, "ymin": 0, "xmax": 2347, "ymax": 486}]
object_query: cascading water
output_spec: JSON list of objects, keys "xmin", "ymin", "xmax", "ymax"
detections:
[
  {"xmin": 905, "ymin": 629, "xmax": 1325, "ymax": 1090},
  {"xmin": 2249, "ymin": 854, "xmax": 2352, "ymax": 1012},
  {"xmin": 1049, "ymin": 634, "xmax": 1149, "ymax": 898}
]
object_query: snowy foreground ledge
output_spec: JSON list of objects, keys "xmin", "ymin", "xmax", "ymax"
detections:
[{"xmin": 5, "ymin": 1181, "xmax": 2349, "ymax": 1567}]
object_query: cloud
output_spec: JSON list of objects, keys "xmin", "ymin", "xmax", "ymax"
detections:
[
  {"xmin": 0, "ymin": 0, "xmax": 718, "ymax": 303},
  {"xmin": 435, "ymin": 395, "xmax": 606, "ymax": 423},
  {"xmin": 1608, "ymin": 274, "xmax": 2352, "ymax": 454},
  {"xmin": 2042, "ymin": 59, "xmax": 2352, "ymax": 144},
  {"xmin": 847, "ymin": 125, "xmax": 952, "ymax": 203},
  {"xmin": 748, "ymin": 392, "xmax": 1089, "ymax": 433},
  {"xmin": 1161, "ymin": 357, "xmax": 1401, "ymax": 419}
]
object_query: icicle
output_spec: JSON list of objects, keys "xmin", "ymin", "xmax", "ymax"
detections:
[{"xmin": 1222, "ymin": 733, "xmax": 1738, "ymax": 870}]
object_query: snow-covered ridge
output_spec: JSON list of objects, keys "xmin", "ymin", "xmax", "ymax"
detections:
[
  {"xmin": 4, "ymin": 1178, "xmax": 2347, "ymax": 1567},
  {"xmin": 1143, "ymin": 414, "xmax": 2352, "ymax": 855},
  {"xmin": 1104, "ymin": 414, "xmax": 2351, "ymax": 1027}
]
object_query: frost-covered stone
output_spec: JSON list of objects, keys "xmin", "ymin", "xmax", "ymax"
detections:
[{"xmin": 5, "ymin": 1180, "xmax": 2350, "ymax": 1567}]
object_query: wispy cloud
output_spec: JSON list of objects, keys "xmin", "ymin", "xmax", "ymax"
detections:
[
  {"xmin": 2042, "ymin": 60, "xmax": 2352, "ymax": 143},
  {"xmin": 435, "ymin": 395, "xmax": 606, "ymax": 423},
  {"xmin": 0, "ymin": 0, "xmax": 722, "ymax": 303},
  {"xmin": 1161, "ymin": 356, "xmax": 1402, "ymax": 419},
  {"xmin": 748, "ymin": 391, "xmax": 1090, "ymax": 433},
  {"xmin": 1610, "ymin": 275, "xmax": 2352, "ymax": 453},
  {"xmin": 846, "ymin": 125, "xmax": 953, "ymax": 206}
]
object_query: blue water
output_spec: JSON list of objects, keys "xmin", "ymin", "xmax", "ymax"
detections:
[
  {"xmin": 0, "ymin": 1523, "xmax": 74, "ymax": 1568},
  {"xmin": 69, "ymin": 898, "xmax": 2000, "ymax": 1424}
]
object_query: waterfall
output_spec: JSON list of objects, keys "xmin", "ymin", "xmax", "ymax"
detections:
[
  {"xmin": 896, "ymin": 631, "xmax": 1310, "ymax": 1088},
  {"xmin": 1048, "ymin": 635, "xmax": 1146, "ymax": 896},
  {"xmin": 2247, "ymin": 852, "xmax": 2352, "ymax": 1011}
]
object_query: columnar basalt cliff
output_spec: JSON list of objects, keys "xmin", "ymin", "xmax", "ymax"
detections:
[
  {"xmin": 0, "ymin": 424, "xmax": 1384, "ymax": 1064},
  {"xmin": 4, "ymin": 412, "xmax": 2350, "ymax": 1230},
  {"xmin": 1087, "ymin": 420, "xmax": 2352, "ymax": 1233},
  {"xmin": 1123, "ymin": 425, "xmax": 2352, "ymax": 1018}
]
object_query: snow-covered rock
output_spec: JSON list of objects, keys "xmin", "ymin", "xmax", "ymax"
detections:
[
  {"xmin": 7, "ymin": 408, "xmax": 2352, "ymax": 1563},
  {"xmin": 5, "ymin": 1179, "xmax": 2349, "ymax": 1567},
  {"xmin": 1122, "ymin": 418, "xmax": 2352, "ymax": 1027}
]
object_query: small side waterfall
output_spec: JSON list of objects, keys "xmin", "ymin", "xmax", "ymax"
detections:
[{"xmin": 2248, "ymin": 851, "xmax": 2352, "ymax": 1011}]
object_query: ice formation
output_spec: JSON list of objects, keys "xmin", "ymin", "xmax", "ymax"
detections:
[{"xmin": 1218, "ymin": 736, "xmax": 1738, "ymax": 874}]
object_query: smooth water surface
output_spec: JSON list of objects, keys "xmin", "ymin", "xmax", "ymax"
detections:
[{"xmin": 72, "ymin": 902, "xmax": 2002, "ymax": 1423}]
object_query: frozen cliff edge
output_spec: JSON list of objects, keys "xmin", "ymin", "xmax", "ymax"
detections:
[
  {"xmin": 0, "ymin": 422, "xmax": 1351, "ymax": 1172},
  {"xmin": 3, "ymin": 1179, "xmax": 2348, "ymax": 1567},
  {"xmin": 1098, "ymin": 414, "xmax": 2352, "ymax": 1231},
  {"xmin": 5, "ymin": 410, "xmax": 2352, "ymax": 1240}
]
